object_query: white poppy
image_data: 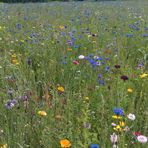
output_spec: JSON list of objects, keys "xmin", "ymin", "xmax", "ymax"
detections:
[
  {"xmin": 127, "ymin": 113, "xmax": 136, "ymax": 121},
  {"xmin": 110, "ymin": 133, "xmax": 118, "ymax": 144},
  {"xmin": 78, "ymin": 55, "xmax": 85, "ymax": 59}
]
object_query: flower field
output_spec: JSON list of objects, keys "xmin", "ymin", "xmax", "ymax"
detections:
[{"xmin": 0, "ymin": 1, "xmax": 148, "ymax": 148}]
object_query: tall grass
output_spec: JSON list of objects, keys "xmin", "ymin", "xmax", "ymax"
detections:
[{"xmin": 0, "ymin": 1, "xmax": 148, "ymax": 148}]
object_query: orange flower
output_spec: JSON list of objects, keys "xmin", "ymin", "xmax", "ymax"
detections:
[{"xmin": 60, "ymin": 139, "xmax": 71, "ymax": 148}]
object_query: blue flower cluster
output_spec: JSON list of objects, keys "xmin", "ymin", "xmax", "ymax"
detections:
[{"xmin": 113, "ymin": 108, "xmax": 124, "ymax": 116}]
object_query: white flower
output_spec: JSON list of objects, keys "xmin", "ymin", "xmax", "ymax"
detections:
[
  {"xmin": 137, "ymin": 135, "xmax": 147, "ymax": 143},
  {"xmin": 78, "ymin": 55, "xmax": 85, "ymax": 59},
  {"xmin": 127, "ymin": 113, "xmax": 136, "ymax": 121},
  {"xmin": 112, "ymin": 144, "xmax": 118, "ymax": 148},
  {"xmin": 110, "ymin": 133, "xmax": 118, "ymax": 144}
]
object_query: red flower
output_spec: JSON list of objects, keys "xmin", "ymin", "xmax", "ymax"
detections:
[{"xmin": 133, "ymin": 131, "xmax": 141, "ymax": 137}]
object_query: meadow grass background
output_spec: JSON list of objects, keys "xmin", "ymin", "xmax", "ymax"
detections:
[{"xmin": 0, "ymin": 1, "xmax": 148, "ymax": 148}]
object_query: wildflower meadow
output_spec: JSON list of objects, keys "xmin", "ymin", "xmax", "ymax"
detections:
[{"xmin": 0, "ymin": 1, "xmax": 148, "ymax": 148}]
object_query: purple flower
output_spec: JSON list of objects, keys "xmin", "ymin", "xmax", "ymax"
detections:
[
  {"xmin": 98, "ymin": 74, "xmax": 102, "ymax": 79},
  {"xmin": 121, "ymin": 75, "xmax": 128, "ymax": 81},
  {"xmin": 67, "ymin": 40, "xmax": 73, "ymax": 46},
  {"xmin": 114, "ymin": 65, "xmax": 121, "ymax": 69}
]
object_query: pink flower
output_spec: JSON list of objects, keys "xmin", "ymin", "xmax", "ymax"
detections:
[
  {"xmin": 111, "ymin": 123, "xmax": 117, "ymax": 127},
  {"xmin": 137, "ymin": 135, "xmax": 147, "ymax": 143},
  {"xmin": 73, "ymin": 60, "xmax": 79, "ymax": 65}
]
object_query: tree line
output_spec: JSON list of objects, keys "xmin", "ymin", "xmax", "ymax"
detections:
[{"xmin": 0, "ymin": 0, "xmax": 118, "ymax": 3}]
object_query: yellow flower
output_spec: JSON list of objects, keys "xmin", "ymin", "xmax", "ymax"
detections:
[
  {"xmin": 11, "ymin": 59, "xmax": 19, "ymax": 65},
  {"xmin": 11, "ymin": 54, "xmax": 17, "ymax": 58},
  {"xmin": 60, "ymin": 139, "xmax": 71, "ymax": 148},
  {"xmin": 127, "ymin": 88, "xmax": 133, "ymax": 93},
  {"xmin": 119, "ymin": 121, "xmax": 125, "ymax": 127},
  {"xmin": 140, "ymin": 73, "xmax": 148, "ymax": 78},
  {"xmin": 112, "ymin": 115, "xmax": 122, "ymax": 119},
  {"xmin": 113, "ymin": 125, "xmax": 122, "ymax": 132},
  {"xmin": 57, "ymin": 86, "xmax": 65, "ymax": 93},
  {"xmin": 85, "ymin": 96, "xmax": 89, "ymax": 100},
  {"xmin": 0, "ymin": 144, "xmax": 7, "ymax": 148},
  {"xmin": 37, "ymin": 111, "xmax": 47, "ymax": 117},
  {"xmin": 59, "ymin": 25, "xmax": 65, "ymax": 30}
]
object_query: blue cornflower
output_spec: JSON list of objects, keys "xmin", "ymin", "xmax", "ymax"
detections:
[
  {"xmin": 16, "ymin": 23, "xmax": 21, "ymax": 30},
  {"xmin": 141, "ymin": 34, "xmax": 148, "ymax": 37},
  {"xmin": 89, "ymin": 59, "xmax": 97, "ymax": 68},
  {"xmin": 97, "ymin": 57, "xmax": 103, "ymax": 61},
  {"xmin": 69, "ymin": 31, "xmax": 74, "ymax": 38},
  {"xmin": 98, "ymin": 74, "xmax": 102, "ymax": 79},
  {"xmin": 105, "ymin": 66, "xmax": 110, "ymax": 72},
  {"xmin": 90, "ymin": 144, "xmax": 99, "ymax": 148},
  {"xmin": 74, "ymin": 45, "xmax": 79, "ymax": 49},
  {"xmin": 126, "ymin": 34, "xmax": 133, "ymax": 38},
  {"xmin": 24, "ymin": 16, "xmax": 27, "ymax": 21},
  {"xmin": 144, "ymin": 27, "xmax": 148, "ymax": 31},
  {"xmin": 5, "ymin": 99, "xmax": 17, "ymax": 109},
  {"xmin": 114, "ymin": 108, "xmax": 124, "ymax": 116},
  {"xmin": 98, "ymin": 79, "xmax": 105, "ymax": 85}
]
